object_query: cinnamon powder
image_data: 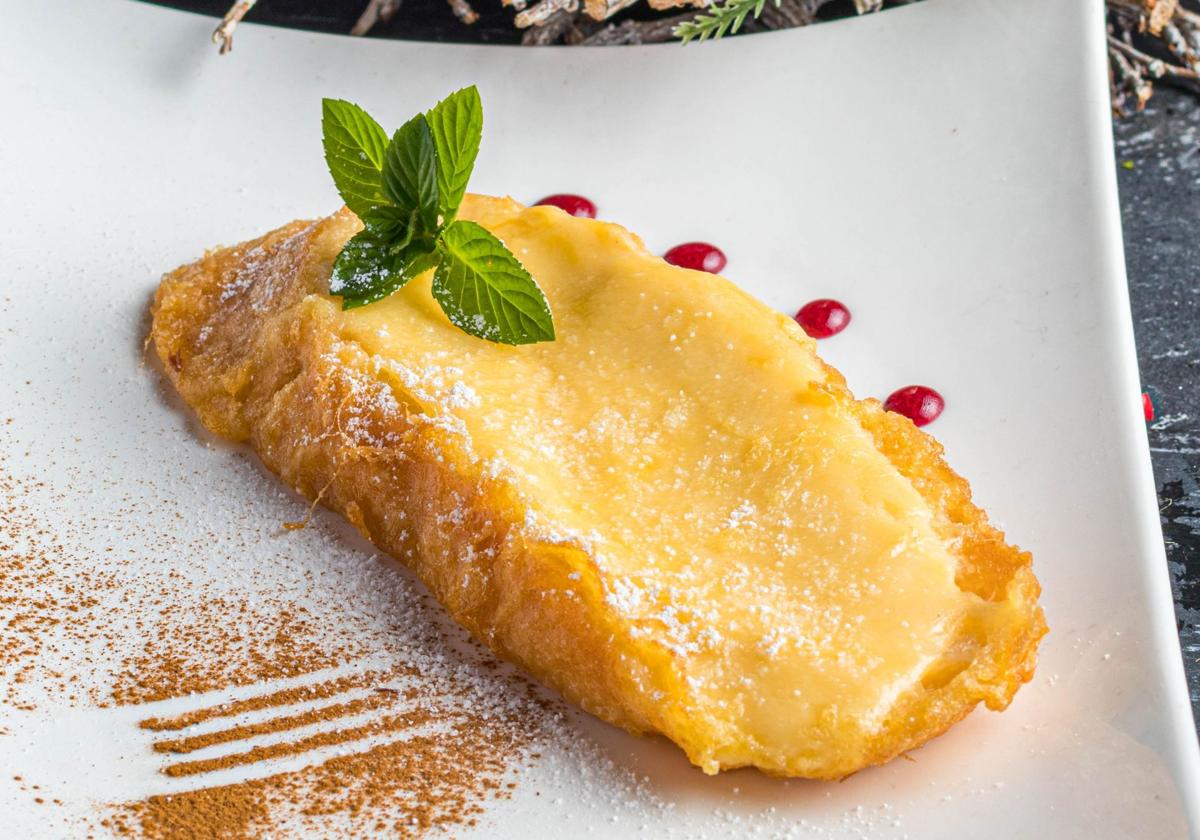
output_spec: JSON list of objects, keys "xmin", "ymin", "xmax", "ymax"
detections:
[
  {"xmin": 150, "ymin": 693, "xmax": 396, "ymax": 755},
  {"xmin": 139, "ymin": 671, "xmax": 387, "ymax": 733},
  {"xmin": 111, "ymin": 598, "xmax": 363, "ymax": 707},
  {"xmin": 122, "ymin": 715, "xmax": 534, "ymax": 840},
  {"xmin": 0, "ymin": 428, "xmax": 557, "ymax": 839}
]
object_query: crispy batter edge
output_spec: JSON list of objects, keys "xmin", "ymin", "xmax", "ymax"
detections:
[{"xmin": 149, "ymin": 202, "xmax": 1046, "ymax": 780}]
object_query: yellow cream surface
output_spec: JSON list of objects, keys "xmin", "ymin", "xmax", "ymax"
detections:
[{"xmin": 338, "ymin": 195, "xmax": 979, "ymax": 763}]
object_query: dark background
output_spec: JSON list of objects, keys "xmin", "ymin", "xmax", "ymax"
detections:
[
  {"xmin": 1114, "ymin": 90, "xmax": 1200, "ymax": 731},
  {"xmin": 153, "ymin": 0, "xmax": 868, "ymax": 42},
  {"xmin": 148, "ymin": 1, "xmax": 1200, "ymax": 734},
  {"xmin": 156, "ymin": 0, "xmax": 530, "ymax": 42}
]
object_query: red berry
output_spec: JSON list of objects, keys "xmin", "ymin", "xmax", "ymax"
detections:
[
  {"xmin": 534, "ymin": 193, "xmax": 596, "ymax": 218},
  {"xmin": 884, "ymin": 385, "xmax": 944, "ymax": 427},
  {"xmin": 1143, "ymin": 391, "xmax": 1154, "ymax": 422},
  {"xmin": 664, "ymin": 242, "xmax": 727, "ymax": 274},
  {"xmin": 795, "ymin": 299, "xmax": 851, "ymax": 338}
]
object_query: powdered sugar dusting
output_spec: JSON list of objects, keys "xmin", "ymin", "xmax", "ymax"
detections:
[{"xmin": 332, "ymin": 213, "xmax": 975, "ymax": 749}]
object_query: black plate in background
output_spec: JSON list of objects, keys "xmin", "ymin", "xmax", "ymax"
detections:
[{"xmin": 145, "ymin": 0, "xmax": 864, "ymax": 45}]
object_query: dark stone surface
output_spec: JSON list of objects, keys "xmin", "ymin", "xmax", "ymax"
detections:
[
  {"xmin": 1114, "ymin": 88, "xmax": 1200, "ymax": 736},
  {"xmin": 145, "ymin": 0, "xmax": 1200, "ymax": 736}
]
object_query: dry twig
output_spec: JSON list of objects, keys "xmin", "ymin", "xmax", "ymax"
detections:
[
  {"xmin": 212, "ymin": 0, "xmax": 256, "ymax": 54},
  {"xmin": 516, "ymin": 0, "xmax": 580, "ymax": 30},
  {"xmin": 758, "ymin": 0, "xmax": 818, "ymax": 29},
  {"xmin": 448, "ymin": 0, "xmax": 481, "ymax": 23},
  {"xmin": 581, "ymin": 10, "xmax": 698, "ymax": 43},
  {"xmin": 351, "ymin": 0, "xmax": 403, "ymax": 36},
  {"xmin": 582, "ymin": 0, "xmax": 643, "ymax": 21},
  {"xmin": 521, "ymin": 7, "xmax": 584, "ymax": 43},
  {"xmin": 1108, "ymin": 0, "xmax": 1200, "ymax": 113}
]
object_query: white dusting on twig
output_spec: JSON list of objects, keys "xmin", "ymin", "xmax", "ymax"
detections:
[
  {"xmin": 447, "ymin": 0, "xmax": 480, "ymax": 24},
  {"xmin": 351, "ymin": 0, "xmax": 403, "ymax": 36},
  {"xmin": 212, "ymin": 0, "xmax": 257, "ymax": 55},
  {"xmin": 516, "ymin": 0, "xmax": 579, "ymax": 29}
]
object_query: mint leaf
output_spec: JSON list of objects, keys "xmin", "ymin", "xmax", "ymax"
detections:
[
  {"xmin": 425, "ymin": 86, "xmax": 482, "ymax": 224},
  {"xmin": 329, "ymin": 228, "xmax": 408, "ymax": 308},
  {"xmin": 322, "ymin": 99, "xmax": 391, "ymax": 219},
  {"xmin": 331, "ymin": 228, "xmax": 442, "ymax": 310},
  {"xmin": 362, "ymin": 204, "xmax": 420, "ymax": 246},
  {"xmin": 402, "ymin": 247, "xmax": 442, "ymax": 281},
  {"xmin": 382, "ymin": 115, "xmax": 440, "ymax": 235},
  {"xmin": 432, "ymin": 220, "xmax": 554, "ymax": 345},
  {"xmin": 360, "ymin": 205, "xmax": 440, "ymax": 255}
]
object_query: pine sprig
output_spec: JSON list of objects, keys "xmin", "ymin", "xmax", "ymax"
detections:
[{"xmin": 673, "ymin": 0, "xmax": 779, "ymax": 44}]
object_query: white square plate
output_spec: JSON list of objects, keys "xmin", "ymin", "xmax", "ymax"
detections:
[{"xmin": 2, "ymin": 0, "xmax": 1198, "ymax": 836}]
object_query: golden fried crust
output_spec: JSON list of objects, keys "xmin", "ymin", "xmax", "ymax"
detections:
[{"xmin": 150, "ymin": 200, "xmax": 1046, "ymax": 779}]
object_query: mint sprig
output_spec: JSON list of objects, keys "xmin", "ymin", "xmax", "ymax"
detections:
[{"xmin": 322, "ymin": 88, "xmax": 554, "ymax": 345}]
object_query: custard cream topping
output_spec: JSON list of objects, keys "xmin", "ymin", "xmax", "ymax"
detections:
[{"xmin": 340, "ymin": 195, "xmax": 978, "ymax": 757}]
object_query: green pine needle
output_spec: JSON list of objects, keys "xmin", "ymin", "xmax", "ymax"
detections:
[{"xmin": 673, "ymin": 0, "xmax": 780, "ymax": 44}]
